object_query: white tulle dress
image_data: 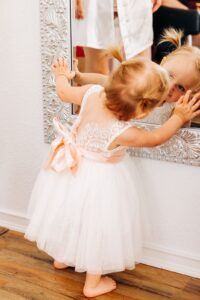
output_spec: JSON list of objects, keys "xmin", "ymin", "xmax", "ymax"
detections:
[{"xmin": 24, "ymin": 85, "xmax": 144, "ymax": 275}]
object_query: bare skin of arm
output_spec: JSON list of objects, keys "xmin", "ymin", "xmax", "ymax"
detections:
[
  {"xmin": 52, "ymin": 58, "xmax": 92, "ymax": 105},
  {"xmin": 161, "ymin": 0, "xmax": 188, "ymax": 10},
  {"xmin": 116, "ymin": 91, "xmax": 200, "ymax": 148},
  {"xmin": 73, "ymin": 59, "xmax": 109, "ymax": 87}
]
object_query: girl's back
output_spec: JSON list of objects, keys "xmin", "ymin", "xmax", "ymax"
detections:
[{"xmin": 74, "ymin": 85, "xmax": 132, "ymax": 153}]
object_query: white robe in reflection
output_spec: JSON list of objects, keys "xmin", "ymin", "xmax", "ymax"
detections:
[{"xmin": 73, "ymin": 0, "xmax": 153, "ymax": 59}]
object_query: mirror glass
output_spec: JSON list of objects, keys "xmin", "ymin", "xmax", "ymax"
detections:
[
  {"xmin": 39, "ymin": 0, "xmax": 200, "ymax": 166},
  {"xmin": 71, "ymin": 0, "xmax": 200, "ymax": 127}
]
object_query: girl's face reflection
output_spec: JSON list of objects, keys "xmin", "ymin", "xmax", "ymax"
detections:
[{"xmin": 162, "ymin": 55, "xmax": 199, "ymax": 102}]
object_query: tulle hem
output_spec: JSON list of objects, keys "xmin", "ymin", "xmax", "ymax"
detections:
[{"xmin": 25, "ymin": 233, "xmax": 141, "ymax": 275}]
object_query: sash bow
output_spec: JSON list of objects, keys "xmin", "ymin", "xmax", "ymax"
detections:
[{"xmin": 44, "ymin": 118, "xmax": 80, "ymax": 174}]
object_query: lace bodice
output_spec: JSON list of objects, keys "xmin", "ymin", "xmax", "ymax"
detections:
[
  {"xmin": 46, "ymin": 85, "xmax": 133, "ymax": 174},
  {"xmin": 75, "ymin": 121, "xmax": 131, "ymax": 152},
  {"xmin": 72, "ymin": 85, "xmax": 132, "ymax": 153}
]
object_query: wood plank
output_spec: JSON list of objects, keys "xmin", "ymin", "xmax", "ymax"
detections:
[
  {"xmin": 0, "ymin": 288, "xmax": 26, "ymax": 300},
  {"xmin": 0, "ymin": 273, "xmax": 74, "ymax": 300},
  {"xmin": 124, "ymin": 264, "xmax": 189, "ymax": 289},
  {"xmin": 0, "ymin": 249, "xmax": 136, "ymax": 300},
  {"xmin": 0, "ymin": 231, "xmax": 52, "ymax": 264},
  {"xmin": 0, "ymin": 227, "xmax": 9, "ymax": 236},
  {"xmin": 112, "ymin": 272, "xmax": 175, "ymax": 299},
  {"xmin": 0, "ymin": 249, "xmax": 84, "ymax": 298},
  {"xmin": 1, "ymin": 230, "xmax": 200, "ymax": 300}
]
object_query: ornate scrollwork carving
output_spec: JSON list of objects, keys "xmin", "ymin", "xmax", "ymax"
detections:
[
  {"xmin": 40, "ymin": 0, "xmax": 72, "ymax": 143},
  {"xmin": 129, "ymin": 122, "xmax": 200, "ymax": 166}
]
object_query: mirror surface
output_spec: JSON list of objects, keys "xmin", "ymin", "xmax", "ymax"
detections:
[
  {"xmin": 40, "ymin": 0, "xmax": 200, "ymax": 166},
  {"xmin": 72, "ymin": 0, "xmax": 200, "ymax": 128}
]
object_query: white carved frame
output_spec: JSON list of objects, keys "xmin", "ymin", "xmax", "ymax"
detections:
[
  {"xmin": 40, "ymin": 0, "xmax": 72, "ymax": 143},
  {"xmin": 40, "ymin": 0, "xmax": 200, "ymax": 167}
]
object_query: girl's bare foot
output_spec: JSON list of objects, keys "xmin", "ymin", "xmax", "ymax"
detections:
[
  {"xmin": 53, "ymin": 260, "xmax": 68, "ymax": 269},
  {"xmin": 83, "ymin": 276, "xmax": 117, "ymax": 298}
]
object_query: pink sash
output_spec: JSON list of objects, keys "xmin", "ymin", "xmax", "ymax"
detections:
[{"xmin": 44, "ymin": 118, "xmax": 126, "ymax": 174}]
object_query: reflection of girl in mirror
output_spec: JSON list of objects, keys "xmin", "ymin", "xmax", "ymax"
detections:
[
  {"xmin": 75, "ymin": 29, "xmax": 200, "ymax": 124},
  {"xmin": 144, "ymin": 28, "xmax": 200, "ymax": 124},
  {"xmin": 25, "ymin": 54, "xmax": 200, "ymax": 297},
  {"xmin": 73, "ymin": 0, "xmax": 162, "ymax": 74}
]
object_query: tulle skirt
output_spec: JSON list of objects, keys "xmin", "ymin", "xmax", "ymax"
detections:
[{"xmin": 24, "ymin": 155, "xmax": 146, "ymax": 275}]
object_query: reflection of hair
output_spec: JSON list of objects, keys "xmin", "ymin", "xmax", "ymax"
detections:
[
  {"xmin": 160, "ymin": 28, "xmax": 200, "ymax": 92},
  {"xmin": 104, "ymin": 49, "xmax": 169, "ymax": 121}
]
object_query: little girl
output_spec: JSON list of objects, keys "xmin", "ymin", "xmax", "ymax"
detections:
[{"xmin": 24, "ymin": 55, "xmax": 200, "ymax": 298}]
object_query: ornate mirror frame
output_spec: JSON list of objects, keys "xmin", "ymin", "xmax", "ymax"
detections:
[{"xmin": 40, "ymin": 0, "xmax": 200, "ymax": 167}]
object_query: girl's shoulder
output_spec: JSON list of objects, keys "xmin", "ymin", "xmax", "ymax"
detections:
[
  {"xmin": 78, "ymin": 84, "xmax": 104, "ymax": 118},
  {"xmin": 81, "ymin": 84, "xmax": 104, "ymax": 106},
  {"xmin": 83, "ymin": 84, "xmax": 104, "ymax": 97}
]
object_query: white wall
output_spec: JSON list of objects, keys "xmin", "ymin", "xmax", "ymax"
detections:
[
  {"xmin": 0, "ymin": 0, "xmax": 200, "ymax": 278},
  {"xmin": 134, "ymin": 158, "xmax": 200, "ymax": 277},
  {"xmin": 0, "ymin": 0, "xmax": 48, "ymax": 225}
]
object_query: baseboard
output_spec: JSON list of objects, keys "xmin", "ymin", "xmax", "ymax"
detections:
[
  {"xmin": 140, "ymin": 243, "xmax": 200, "ymax": 279},
  {"xmin": 0, "ymin": 210, "xmax": 199, "ymax": 278},
  {"xmin": 0, "ymin": 210, "xmax": 28, "ymax": 233}
]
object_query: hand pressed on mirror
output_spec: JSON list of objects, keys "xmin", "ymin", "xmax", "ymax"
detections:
[
  {"xmin": 51, "ymin": 58, "xmax": 91, "ymax": 106},
  {"xmin": 173, "ymin": 90, "xmax": 200, "ymax": 123},
  {"xmin": 52, "ymin": 57, "xmax": 75, "ymax": 80}
]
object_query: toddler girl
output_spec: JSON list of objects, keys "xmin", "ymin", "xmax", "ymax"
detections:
[{"xmin": 24, "ymin": 55, "xmax": 200, "ymax": 298}]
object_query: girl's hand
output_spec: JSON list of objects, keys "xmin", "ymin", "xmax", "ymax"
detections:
[
  {"xmin": 173, "ymin": 90, "xmax": 200, "ymax": 123},
  {"xmin": 75, "ymin": 0, "xmax": 84, "ymax": 19},
  {"xmin": 73, "ymin": 58, "xmax": 82, "ymax": 84},
  {"xmin": 51, "ymin": 58, "xmax": 75, "ymax": 80}
]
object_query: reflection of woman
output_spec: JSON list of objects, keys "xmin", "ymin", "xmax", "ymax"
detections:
[{"xmin": 73, "ymin": 0, "xmax": 162, "ymax": 74}]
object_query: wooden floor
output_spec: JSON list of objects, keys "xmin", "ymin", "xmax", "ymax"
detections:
[{"xmin": 0, "ymin": 228, "xmax": 200, "ymax": 300}]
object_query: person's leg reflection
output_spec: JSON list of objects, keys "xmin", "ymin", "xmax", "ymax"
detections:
[{"xmin": 83, "ymin": 47, "xmax": 110, "ymax": 74}]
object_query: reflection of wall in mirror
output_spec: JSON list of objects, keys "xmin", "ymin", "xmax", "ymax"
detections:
[
  {"xmin": 142, "ymin": 102, "xmax": 200, "ymax": 128},
  {"xmin": 142, "ymin": 102, "xmax": 175, "ymax": 125}
]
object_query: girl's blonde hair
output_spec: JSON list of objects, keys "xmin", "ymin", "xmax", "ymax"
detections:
[
  {"xmin": 104, "ymin": 49, "xmax": 169, "ymax": 121},
  {"xmin": 160, "ymin": 28, "xmax": 200, "ymax": 92}
]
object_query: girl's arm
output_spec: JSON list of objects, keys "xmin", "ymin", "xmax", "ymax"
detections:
[
  {"xmin": 52, "ymin": 58, "xmax": 92, "ymax": 105},
  {"xmin": 73, "ymin": 59, "xmax": 108, "ymax": 87},
  {"xmin": 118, "ymin": 91, "xmax": 200, "ymax": 148}
]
